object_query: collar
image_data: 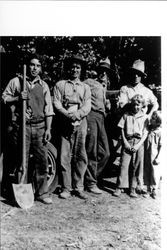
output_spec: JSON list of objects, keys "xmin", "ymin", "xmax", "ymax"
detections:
[
  {"xmin": 128, "ymin": 82, "xmax": 144, "ymax": 89},
  {"xmin": 17, "ymin": 73, "xmax": 42, "ymax": 86},
  {"xmin": 67, "ymin": 78, "xmax": 83, "ymax": 86},
  {"xmin": 27, "ymin": 75, "xmax": 42, "ymax": 86},
  {"xmin": 149, "ymin": 126, "xmax": 161, "ymax": 133},
  {"xmin": 129, "ymin": 110, "xmax": 145, "ymax": 118}
]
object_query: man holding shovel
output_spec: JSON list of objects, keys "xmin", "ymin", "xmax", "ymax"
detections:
[{"xmin": 2, "ymin": 54, "xmax": 54, "ymax": 205}]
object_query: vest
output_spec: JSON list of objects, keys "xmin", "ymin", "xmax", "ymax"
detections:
[{"xmin": 27, "ymin": 83, "xmax": 45, "ymax": 123}]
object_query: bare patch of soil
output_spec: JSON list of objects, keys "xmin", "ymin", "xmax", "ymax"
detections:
[{"xmin": 1, "ymin": 178, "xmax": 161, "ymax": 250}]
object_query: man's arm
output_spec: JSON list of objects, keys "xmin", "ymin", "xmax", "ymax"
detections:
[
  {"xmin": 44, "ymin": 116, "xmax": 52, "ymax": 143},
  {"xmin": 52, "ymin": 81, "xmax": 69, "ymax": 117},
  {"xmin": 117, "ymin": 86, "xmax": 129, "ymax": 109},
  {"xmin": 147, "ymin": 89, "xmax": 159, "ymax": 118}
]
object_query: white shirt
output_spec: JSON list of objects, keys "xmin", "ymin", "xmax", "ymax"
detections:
[{"xmin": 118, "ymin": 83, "xmax": 158, "ymax": 113}]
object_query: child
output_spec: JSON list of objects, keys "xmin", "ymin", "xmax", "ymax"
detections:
[
  {"xmin": 113, "ymin": 94, "xmax": 148, "ymax": 198},
  {"xmin": 143, "ymin": 110, "xmax": 162, "ymax": 199}
]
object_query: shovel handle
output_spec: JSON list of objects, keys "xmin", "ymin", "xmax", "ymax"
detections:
[{"xmin": 21, "ymin": 64, "xmax": 27, "ymax": 183}]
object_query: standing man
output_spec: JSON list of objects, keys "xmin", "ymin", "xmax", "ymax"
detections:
[
  {"xmin": 84, "ymin": 58, "xmax": 111, "ymax": 194},
  {"xmin": 2, "ymin": 54, "xmax": 54, "ymax": 204},
  {"xmin": 116, "ymin": 59, "xmax": 159, "ymax": 193},
  {"xmin": 117, "ymin": 59, "xmax": 159, "ymax": 117},
  {"xmin": 53, "ymin": 55, "xmax": 91, "ymax": 199}
]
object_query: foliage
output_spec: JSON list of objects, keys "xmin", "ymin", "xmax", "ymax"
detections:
[{"xmin": 0, "ymin": 36, "xmax": 161, "ymax": 90}]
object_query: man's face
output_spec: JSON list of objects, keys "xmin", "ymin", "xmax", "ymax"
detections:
[
  {"xmin": 131, "ymin": 71, "xmax": 142, "ymax": 86},
  {"xmin": 70, "ymin": 62, "xmax": 82, "ymax": 80},
  {"xmin": 29, "ymin": 58, "xmax": 41, "ymax": 78},
  {"xmin": 98, "ymin": 70, "xmax": 109, "ymax": 87}
]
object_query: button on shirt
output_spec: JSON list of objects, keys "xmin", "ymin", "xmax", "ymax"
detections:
[
  {"xmin": 84, "ymin": 78, "xmax": 106, "ymax": 114},
  {"xmin": 118, "ymin": 111, "xmax": 148, "ymax": 139},
  {"xmin": 118, "ymin": 83, "xmax": 158, "ymax": 111},
  {"xmin": 53, "ymin": 79, "xmax": 91, "ymax": 120}
]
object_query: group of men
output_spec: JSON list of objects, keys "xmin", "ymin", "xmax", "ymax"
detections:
[{"xmin": 2, "ymin": 53, "xmax": 158, "ymax": 204}]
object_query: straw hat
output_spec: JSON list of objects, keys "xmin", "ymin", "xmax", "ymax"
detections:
[{"xmin": 130, "ymin": 59, "xmax": 147, "ymax": 77}]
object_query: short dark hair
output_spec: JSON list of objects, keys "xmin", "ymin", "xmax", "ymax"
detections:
[
  {"xmin": 27, "ymin": 53, "xmax": 42, "ymax": 66},
  {"xmin": 151, "ymin": 110, "xmax": 162, "ymax": 127}
]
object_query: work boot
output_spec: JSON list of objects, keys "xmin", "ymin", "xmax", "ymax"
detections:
[
  {"xmin": 74, "ymin": 190, "xmax": 88, "ymax": 200},
  {"xmin": 151, "ymin": 189, "xmax": 157, "ymax": 199},
  {"xmin": 59, "ymin": 190, "xmax": 71, "ymax": 199},
  {"xmin": 130, "ymin": 188, "xmax": 138, "ymax": 198},
  {"xmin": 113, "ymin": 188, "xmax": 121, "ymax": 197},
  {"xmin": 87, "ymin": 186, "xmax": 103, "ymax": 194},
  {"xmin": 143, "ymin": 192, "xmax": 149, "ymax": 198},
  {"xmin": 36, "ymin": 197, "xmax": 53, "ymax": 204}
]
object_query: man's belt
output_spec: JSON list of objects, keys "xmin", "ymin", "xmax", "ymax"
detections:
[{"xmin": 26, "ymin": 119, "xmax": 44, "ymax": 125}]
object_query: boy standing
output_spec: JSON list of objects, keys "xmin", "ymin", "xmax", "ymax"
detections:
[{"xmin": 113, "ymin": 94, "xmax": 148, "ymax": 198}]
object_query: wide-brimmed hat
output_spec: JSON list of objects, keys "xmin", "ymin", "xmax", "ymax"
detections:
[
  {"xmin": 64, "ymin": 54, "xmax": 86, "ymax": 68},
  {"xmin": 130, "ymin": 59, "xmax": 147, "ymax": 77},
  {"xmin": 97, "ymin": 58, "xmax": 111, "ymax": 73}
]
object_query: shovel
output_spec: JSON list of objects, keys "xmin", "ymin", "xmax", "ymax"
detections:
[{"xmin": 12, "ymin": 64, "xmax": 34, "ymax": 209}]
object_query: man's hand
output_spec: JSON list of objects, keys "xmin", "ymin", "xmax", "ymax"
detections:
[
  {"xmin": 124, "ymin": 142, "xmax": 131, "ymax": 152},
  {"xmin": 131, "ymin": 144, "xmax": 140, "ymax": 153},
  {"xmin": 105, "ymin": 99, "xmax": 111, "ymax": 111},
  {"xmin": 68, "ymin": 111, "xmax": 80, "ymax": 122},
  {"xmin": 43, "ymin": 129, "xmax": 51, "ymax": 144},
  {"xmin": 20, "ymin": 90, "xmax": 29, "ymax": 100},
  {"xmin": 153, "ymin": 158, "xmax": 160, "ymax": 165}
]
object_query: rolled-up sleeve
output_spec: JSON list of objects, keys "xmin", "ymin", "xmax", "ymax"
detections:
[
  {"xmin": 148, "ymin": 89, "xmax": 159, "ymax": 110},
  {"xmin": 118, "ymin": 114, "xmax": 126, "ymax": 129},
  {"xmin": 77, "ymin": 84, "xmax": 91, "ymax": 119},
  {"xmin": 53, "ymin": 81, "xmax": 69, "ymax": 117},
  {"xmin": 43, "ymin": 82, "xmax": 54, "ymax": 117},
  {"xmin": 2, "ymin": 77, "xmax": 21, "ymax": 103},
  {"xmin": 117, "ymin": 86, "xmax": 129, "ymax": 108}
]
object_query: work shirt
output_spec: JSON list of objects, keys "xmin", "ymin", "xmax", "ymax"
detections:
[
  {"xmin": 118, "ymin": 83, "xmax": 158, "ymax": 112},
  {"xmin": 146, "ymin": 127, "xmax": 161, "ymax": 163},
  {"xmin": 2, "ymin": 75, "xmax": 54, "ymax": 122},
  {"xmin": 84, "ymin": 78, "xmax": 106, "ymax": 114},
  {"xmin": 118, "ymin": 111, "xmax": 148, "ymax": 139},
  {"xmin": 53, "ymin": 79, "xmax": 91, "ymax": 120}
]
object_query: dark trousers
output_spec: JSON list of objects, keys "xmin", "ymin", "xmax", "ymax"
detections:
[
  {"xmin": 6, "ymin": 121, "xmax": 49, "ymax": 199},
  {"xmin": 85, "ymin": 111, "xmax": 110, "ymax": 188},
  {"xmin": 25, "ymin": 122, "xmax": 49, "ymax": 199}
]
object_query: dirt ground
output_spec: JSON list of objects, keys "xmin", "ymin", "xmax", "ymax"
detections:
[{"xmin": 1, "ymin": 177, "xmax": 161, "ymax": 250}]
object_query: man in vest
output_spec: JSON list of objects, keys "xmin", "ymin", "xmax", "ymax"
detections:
[
  {"xmin": 53, "ymin": 54, "xmax": 91, "ymax": 199},
  {"xmin": 2, "ymin": 54, "xmax": 54, "ymax": 204}
]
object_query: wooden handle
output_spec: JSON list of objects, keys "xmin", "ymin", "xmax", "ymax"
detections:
[{"xmin": 20, "ymin": 64, "xmax": 27, "ymax": 183}]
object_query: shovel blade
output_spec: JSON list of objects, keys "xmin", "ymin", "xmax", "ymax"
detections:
[{"xmin": 12, "ymin": 183, "xmax": 34, "ymax": 209}]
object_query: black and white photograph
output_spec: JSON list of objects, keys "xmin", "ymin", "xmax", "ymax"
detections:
[{"xmin": 0, "ymin": 2, "xmax": 166, "ymax": 250}]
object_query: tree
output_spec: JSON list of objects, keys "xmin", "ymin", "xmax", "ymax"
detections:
[{"xmin": 0, "ymin": 36, "xmax": 161, "ymax": 90}]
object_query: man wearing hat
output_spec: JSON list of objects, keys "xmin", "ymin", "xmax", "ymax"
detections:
[
  {"xmin": 115, "ymin": 59, "xmax": 159, "ymax": 194},
  {"xmin": 117, "ymin": 59, "xmax": 159, "ymax": 116},
  {"xmin": 53, "ymin": 54, "xmax": 91, "ymax": 199},
  {"xmin": 84, "ymin": 58, "xmax": 111, "ymax": 194}
]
